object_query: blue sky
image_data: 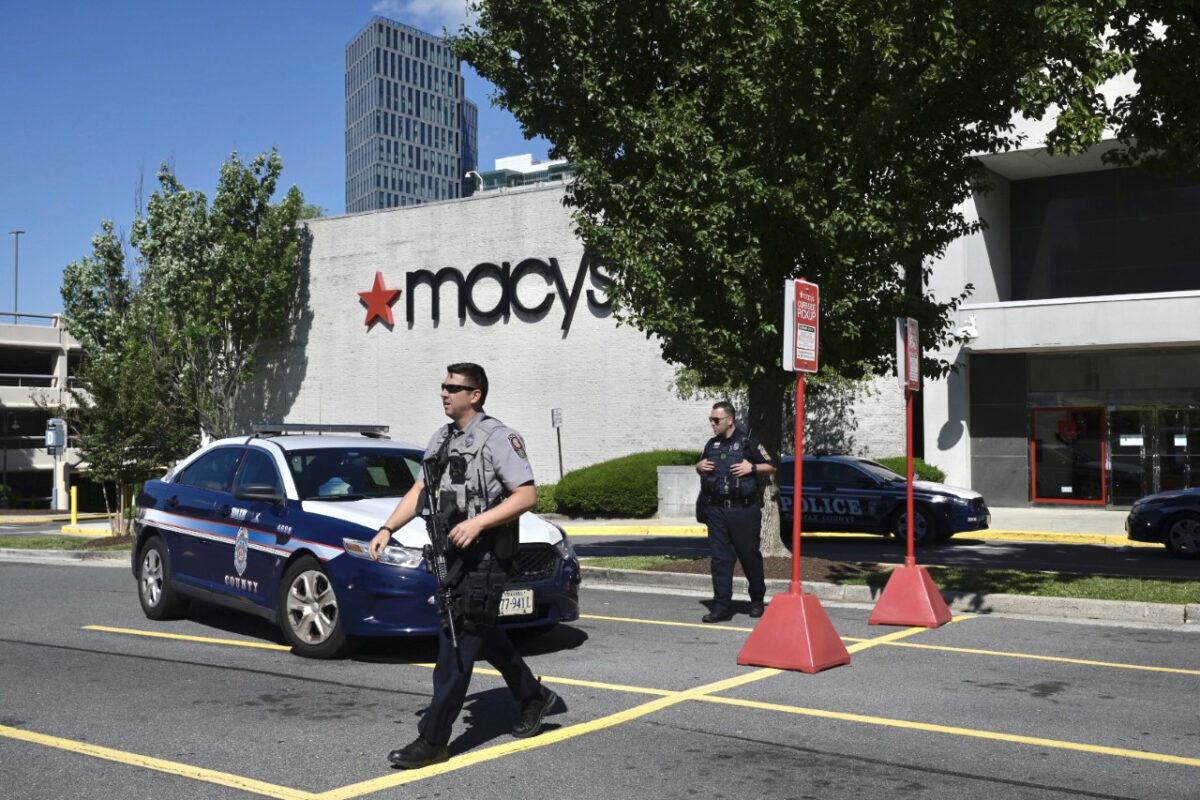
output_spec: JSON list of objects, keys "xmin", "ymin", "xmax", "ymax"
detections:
[{"xmin": 0, "ymin": 0, "xmax": 551, "ymax": 316}]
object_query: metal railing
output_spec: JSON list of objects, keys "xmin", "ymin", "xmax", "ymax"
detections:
[
  {"xmin": 0, "ymin": 373, "xmax": 56, "ymax": 388},
  {"xmin": 0, "ymin": 312, "xmax": 58, "ymax": 326}
]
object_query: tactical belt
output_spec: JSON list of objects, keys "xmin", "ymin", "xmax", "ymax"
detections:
[{"xmin": 702, "ymin": 496, "xmax": 758, "ymax": 508}]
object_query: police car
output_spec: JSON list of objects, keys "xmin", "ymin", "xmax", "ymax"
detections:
[
  {"xmin": 777, "ymin": 455, "xmax": 990, "ymax": 545},
  {"xmin": 131, "ymin": 430, "xmax": 580, "ymax": 658}
]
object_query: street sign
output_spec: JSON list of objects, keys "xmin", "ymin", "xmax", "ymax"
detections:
[
  {"xmin": 783, "ymin": 279, "xmax": 819, "ymax": 373},
  {"xmin": 896, "ymin": 317, "xmax": 920, "ymax": 392},
  {"xmin": 550, "ymin": 408, "xmax": 563, "ymax": 429}
]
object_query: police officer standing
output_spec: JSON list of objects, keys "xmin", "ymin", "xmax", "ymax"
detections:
[
  {"xmin": 696, "ymin": 401, "xmax": 776, "ymax": 623},
  {"xmin": 369, "ymin": 363, "xmax": 558, "ymax": 768}
]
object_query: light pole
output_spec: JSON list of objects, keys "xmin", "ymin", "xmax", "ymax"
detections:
[{"xmin": 9, "ymin": 230, "xmax": 24, "ymax": 319}]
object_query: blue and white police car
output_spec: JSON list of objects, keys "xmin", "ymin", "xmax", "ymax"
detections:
[
  {"xmin": 777, "ymin": 455, "xmax": 990, "ymax": 545},
  {"xmin": 132, "ymin": 430, "xmax": 580, "ymax": 658}
]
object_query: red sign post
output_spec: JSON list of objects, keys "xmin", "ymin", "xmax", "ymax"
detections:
[
  {"xmin": 868, "ymin": 318, "xmax": 952, "ymax": 628},
  {"xmin": 737, "ymin": 280, "xmax": 850, "ymax": 673}
]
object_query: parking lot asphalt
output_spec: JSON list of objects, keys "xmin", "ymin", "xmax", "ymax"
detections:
[{"xmin": 2, "ymin": 561, "xmax": 1198, "ymax": 800}]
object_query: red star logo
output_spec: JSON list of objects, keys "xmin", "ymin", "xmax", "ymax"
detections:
[{"xmin": 358, "ymin": 271, "xmax": 401, "ymax": 327}]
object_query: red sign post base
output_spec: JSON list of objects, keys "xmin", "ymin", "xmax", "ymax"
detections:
[
  {"xmin": 868, "ymin": 564, "xmax": 952, "ymax": 628},
  {"xmin": 737, "ymin": 590, "xmax": 851, "ymax": 673}
]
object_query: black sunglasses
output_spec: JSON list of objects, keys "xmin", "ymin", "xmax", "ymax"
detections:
[
  {"xmin": 441, "ymin": 383, "xmax": 479, "ymax": 394},
  {"xmin": 709, "ymin": 417, "xmax": 728, "ymax": 424}
]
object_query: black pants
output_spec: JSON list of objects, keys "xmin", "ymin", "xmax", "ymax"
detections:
[
  {"xmin": 416, "ymin": 561, "xmax": 541, "ymax": 747},
  {"xmin": 702, "ymin": 503, "xmax": 765, "ymax": 612}
]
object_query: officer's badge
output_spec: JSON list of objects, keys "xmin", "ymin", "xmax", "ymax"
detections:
[
  {"xmin": 508, "ymin": 434, "xmax": 527, "ymax": 459},
  {"xmin": 733, "ymin": 441, "xmax": 742, "ymax": 450},
  {"xmin": 464, "ymin": 435, "xmax": 474, "ymax": 447},
  {"xmin": 234, "ymin": 527, "xmax": 249, "ymax": 576}
]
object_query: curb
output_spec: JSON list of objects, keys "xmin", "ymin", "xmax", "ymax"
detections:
[
  {"xmin": 580, "ymin": 566, "xmax": 1198, "ymax": 626},
  {"xmin": 0, "ymin": 548, "xmax": 128, "ymax": 564},
  {"xmin": 562, "ymin": 525, "xmax": 1152, "ymax": 548},
  {"xmin": 59, "ymin": 524, "xmax": 112, "ymax": 538},
  {"xmin": 0, "ymin": 513, "xmax": 109, "ymax": 524}
]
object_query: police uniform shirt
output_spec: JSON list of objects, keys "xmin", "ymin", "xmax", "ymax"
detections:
[
  {"xmin": 701, "ymin": 432, "xmax": 775, "ymax": 500},
  {"xmin": 422, "ymin": 413, "xmax": 536, "ymax": 501}
]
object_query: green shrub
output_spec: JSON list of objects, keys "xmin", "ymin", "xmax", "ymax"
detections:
[
  {"xmin": 554, "ymin": 449, "xmax": 702, "ymax": 518},
  {"xmin": 534, "ymin": 483, "xmax": 558, "ymax": 514},
  {"xmin": 875, "ymin": 457, "xmax": 946, "ymax": 483}
]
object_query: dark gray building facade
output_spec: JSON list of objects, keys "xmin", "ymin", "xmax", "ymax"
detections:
[{"xmin": 345, "ymin": 17, "xmax": 479, "ymax": 213}]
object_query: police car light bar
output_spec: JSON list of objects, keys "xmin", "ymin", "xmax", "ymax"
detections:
[{"xmin": 255, "ymin": 423, "xmax": 391, "ymax": 439}]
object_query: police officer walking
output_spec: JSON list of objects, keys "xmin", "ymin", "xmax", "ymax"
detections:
[
  {"xmin": 369, "ymin": 363, "xmax": 558, "ymax": 768},
  {"xmin": 696, "ymin": 401, "xmax": 776, "ymax": 623}
]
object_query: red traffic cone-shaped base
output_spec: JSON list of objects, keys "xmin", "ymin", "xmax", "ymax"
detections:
[
  {"xmin": 737, "ymin": 591, "xmax": 851, "ymax": 673},
  {"xmin": 868, "ymin": 564, "xmax": 953, "ymax": 628}
]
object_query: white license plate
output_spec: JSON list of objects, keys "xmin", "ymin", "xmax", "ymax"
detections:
[{"xmin": 499, "ymin": 589, "xmax": 534, "ymax": 617}]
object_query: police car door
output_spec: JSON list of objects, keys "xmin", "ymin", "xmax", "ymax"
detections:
[
  {"xmin": 168, "ymin": 446, "xmax": 244, "ymax": 591},
  {"xmin": 822, "ymin": 462, "xmax": 880, "ymax": 532},
  {"xmin": 226, "ymin": 447, "xmax": 288, "ymax": 605}
]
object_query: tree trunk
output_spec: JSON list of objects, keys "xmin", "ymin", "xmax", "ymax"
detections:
[{"xmin": 748, "ymin": 371, "xmax": 790, "ymax": 557}]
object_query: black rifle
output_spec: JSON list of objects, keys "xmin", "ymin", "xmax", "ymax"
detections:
[{"xmin": 420, "ymin": 458, "xmax": 461, "ymax": 661}]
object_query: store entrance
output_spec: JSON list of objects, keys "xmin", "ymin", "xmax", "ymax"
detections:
[
  {"xmin": 1030, "ymin": 407, "xmax": 1106, "ymax": 505},
  {"xmin": 1109, "ymin": 408, "xmax": 1200, "ymax": 504}
]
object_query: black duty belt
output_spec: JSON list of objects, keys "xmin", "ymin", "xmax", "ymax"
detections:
[{"xmin": 703, "ymin": 497, "xmax": 758, "ymax": 508}]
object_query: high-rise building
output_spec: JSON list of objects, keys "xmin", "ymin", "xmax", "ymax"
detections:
[{"xmin": 345, "ymin": 17, "xmax": 479, "ymax": 213}]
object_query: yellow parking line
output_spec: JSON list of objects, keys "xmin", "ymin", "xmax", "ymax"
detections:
[
  {"xmin": 882, "ymin": 640, "xmax": 1200, "ymax": 677},
  {"xmin": 695, "ymin": 695, "xmax": 1200, "ymax": 768},
  {"xmin": 0, "ymin": 724, "xmax": 316, "ymax": 800},
  {"xmin": 409, "ymin": 662, "xmax": 676, "ymax": 698},
  {"xmin": 84, "ymin": 625, "xmax": 291, "ymax": 652},
  {"xmin": 581, "ymin": 612, "xmax": 755, "ymax": 632},
  {"xmin": 314, "ymin": 667, "xmax": 783, "ymax": 800}
]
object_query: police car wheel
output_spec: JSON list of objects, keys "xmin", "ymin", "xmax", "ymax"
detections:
[
  {"xmin": 1164, "ymin": 513, "xmax": 1200, "ymax": 559},
  {"xmin": 891, "ymin": 507, "xmax": 938, "ymax": 547},
  {"xmin": 278, "ymin": 557, "xmax": 348, "ymax": 658},
  {"xmin": 137, "ymin": 537, "xmax": 187, "ymax": 620}
]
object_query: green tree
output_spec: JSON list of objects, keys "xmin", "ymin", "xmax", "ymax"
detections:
[
  {"xmin": 60, "ymin": 222, "xmax": 196, "ymax": 534},
  {"xmin": 455, "ymin": 1, "xmax": 1130, "ymax": 460},
  {"xmin": 132, "ymin": 149, "xmax": 309, "ymax": 440}
]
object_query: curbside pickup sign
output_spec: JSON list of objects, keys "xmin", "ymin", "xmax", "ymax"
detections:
[{"xmin": 782, "ymin": 279, "xmax": 819, "ymax": 373}]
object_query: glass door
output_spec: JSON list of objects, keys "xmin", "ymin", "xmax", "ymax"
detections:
[
  {"xmin": 1109, "ymin": 409, "xmax": 1153, "ymax": 505},
  {"xmin": 1030, "ymin": 408, "xmax": 1106, "ymax": 505}
]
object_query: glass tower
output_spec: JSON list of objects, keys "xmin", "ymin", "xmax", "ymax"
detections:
[{"xmin": 345, "ymin": 17, "xmax": 480, "ymax": 213}]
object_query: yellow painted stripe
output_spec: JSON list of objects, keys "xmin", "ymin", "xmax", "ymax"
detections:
[
  {"xmin": 884, "ymin": 640, "xmax": 1200, "ymax": 677},
  {"xmin": 567, "ymin": 525, "xmax": 1153, "ymax": 547},
  {"xmin": 581, "ymin": 612, "xmax": 755, "ymax": 633},
  {"xmin": 315, "ymin": 667, "xmax": 782, "ymax": 800},
  {"xmin": 409, "ymin": 661, "xmax": 676, "ymax": 698},
  {"xmin": 84, "ymin": 625, "xmax": 291, "ymax": 652},
  {"xmin": 59, "ymin": 525, "xmax": 111, "ymax": 538},
  {"xmin": 566, "ymin": 526, "xmax": 707, "ymax": 537},
  {"xmin": 0, "ymin": 724, "xmax": 317, "ymax": 800},
  {"xmin": 695, "ymin": 695, "xmax": 1200, "ymax": 768},
  {"xmin": 845, "ymin": 625, "xmax": 933, "ymax": 653}
]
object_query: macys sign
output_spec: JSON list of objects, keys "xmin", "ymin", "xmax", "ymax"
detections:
[{"xmin": 360, "ymin": 253, "xmax": 613, "ymax": 333}]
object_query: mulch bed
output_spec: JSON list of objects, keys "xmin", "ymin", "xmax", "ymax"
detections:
[{"xmin": 646, "ymin": 555, "xmax": 886, "ymax": 585}]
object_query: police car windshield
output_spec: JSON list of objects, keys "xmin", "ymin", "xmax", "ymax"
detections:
[
  {"xmin": 288, "ymin": 448, "xmax": 420, "ymax": 500},
  {"xmin": 857, "ymin": 460, "xmax": 906, "ymax": 483}
]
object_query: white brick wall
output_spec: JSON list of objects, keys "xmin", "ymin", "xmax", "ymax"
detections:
[{"xmin": 241, "ymin": 185, "xmax": 714, "ymax": 482}]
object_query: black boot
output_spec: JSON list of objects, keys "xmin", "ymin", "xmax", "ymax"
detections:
[
  {"xmin": 387, "ymin": 736, "xmax": 449, "ymax": 769},
  {"xmin": 512, "ymin": 684, "xmax": 560, "ymax": 738}
]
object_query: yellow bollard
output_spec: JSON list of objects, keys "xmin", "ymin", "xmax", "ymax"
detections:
[{"xmin": 70, "ymin": 486, "xmax": 78, "ymax": 526}]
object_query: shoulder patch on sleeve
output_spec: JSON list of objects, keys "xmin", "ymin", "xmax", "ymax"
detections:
[
  {"xmin": 758, "ymin": 444, "xmax": 771, "ymax": 460},
  {"xmin": 508, "ymin": 434, "xmax": 528, "ymax": 460}
]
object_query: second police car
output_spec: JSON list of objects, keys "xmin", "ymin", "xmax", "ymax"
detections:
[
  {"xmin": 132, "ymin": 432, "xmax": 580, "ymax": 658},
  {"xmin": 777, "ymin": 455, "xmax": 990, "ymax": 545}
]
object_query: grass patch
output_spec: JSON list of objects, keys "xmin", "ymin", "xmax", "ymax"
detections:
[
  {"xmin": 843, "ymin": 567, "xmax": 1199, "ymax": 604},
  {"xmin": 0, "ymin": 536, "xmax": 132, "ymax": 551},
  {"xmin": 580, "ymin": 556, "xmax": 1200, "ymax": 604}
]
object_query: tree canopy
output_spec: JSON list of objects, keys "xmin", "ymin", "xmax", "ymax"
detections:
[{"xmin": 455, "ymin": 1, "xmax": 1195, "ymax": 451}]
